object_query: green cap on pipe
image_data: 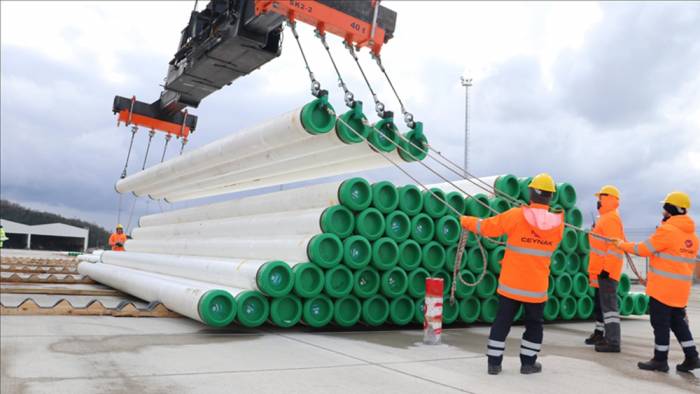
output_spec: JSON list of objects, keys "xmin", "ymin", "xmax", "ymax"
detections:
[
  {"xmin": 587, "ymin": 284, "xmax": 595, "ymax": 298},
  {"xmin": 292, "ymin": 262, "xmax": 324, "ymax": 298},
  {"xmin": 455, "ymin": 270, "xmax": 476, "ymax": 298},
  {"xmin": 556, "ymin": 182, "xmax": 577, "ymax": 209},
  {"xmin": 198, "ymin": 289, "xmax": 237, "ymax": 327},
  {"xmin": 335, "ymin": 102, "xmax": 370, "ymax": 143},
  {"xmin": 487, "ymin": 246, "xmax": 504, "ymax": 274},
  {"xmin": 398, "ymin": 122, "xmax": 428, "ymax": 162},
  {"xmin": 559, "ymin": 227, "xmax": 577, "ymax": 254},
  {"xmin": 431, "ymin": 269, "xmax": 452, "ymax": 296},
  {"xmin": 445, "ymin": 191, "xmax": 466, "ymax": 216},
  {"xmin": 398, "ymin": 184, "xmax": 423, "ymax": 215},
  {"xmin": 548, "ymin": 274, "xmax": 555, "ymax": 297},
  {"xmin": 398, "ymin": 239, "xmax": 422, "ymax": 271},
  {"xmin": 338, "ymin": 178, "xmax": 372, "ymax": 211},
  {"xmin": 320, "ymin": 205, "xmax": 355, "ymax": 238},
  {"xmin": 476, "ymin": 271, "xmax": 497, "ymax": 299},
  {"xmin": 576, "ymin": 295, "xmax": 594, "ymax": 320},
  {"xmin": 580, "ymin": 254, "xmax": 590, "ymax": 274},
  {"xmin": 465, "ymin": 194, "xmax": 490, "ymax": 218},
  {"xmin": 488, "ymin": 196, "xmax": 511, "ymax": 214},
  {"xmin": 368, "ymin": 117, "xmax": 399, "ymax": 152},
  {"xmin": 407, "ymin": 267, "xmax": 429, "ymax": 298},
  {"xmin": 543, "ymin": 297, "xmax": 560, "ymax": 321},
  {"xmin": 566, "ymin": 253, "xmax": 581, "ymax": 275},
  {"xmin": 550, "ymin": 250, "xmax": 567, "ymax": 276},
  {"xmin": 633, "ymin": 293, "xmax": 649, "ymax": 316},
  {"xmin": 565, "ymin": 207, "xmax": 583, "ymax": 228},
  {"xmin": 256, "ymin": 261, "xmax": 294, "ymax": 297},
  {"xmin": 324, "ymin": 265, "xmax": 354, "ymax": 298},
  {"xmin": 494, "ymin": 174, "xmax": 520, "ymax": 200},
  {"xmin": 459, "ymin": 296, "xmax": 481, "ymax": 323},
  {"xmin": 519, "ymin": 177, "xmax": 533, "ymax": 203},
  {"xmin": 572, "ymin": 272, "xmax": 589, "ymax": 297},
  {"xmin": 371, "ymin": 181, "xmax": 399, "ymax": 213},
  {"xmin": 343, "ymin": 235, "xmax": 372, "ymax": 269},
  {"xmin": 551, "ymin": 204, "xmax": 564, "ymax": 214},
  {"xmin": 421, "ymin": 241, "xmax": 446, "ymax": 272},
  {"xmin": 445, "ymin": 244, "xmax": 467, "ymax": 272},
  {"xmin": 389, "ymin": 295, "xmax": 415, "ymax": 325},
  {"xmin": 385, "ymin": 211, "xmax": 411, "ymax": 242},
  {"xmin": 465, "ymin": 232, "xmax": 478, "ymax": 248},
  {"xmin": 300, "ymin": 95, "xmax": 336, "ymax": 134},
  {"xmin": 303, "ymin": 294, "xmax": 334, "ymax": 328},
  {"xmin": 236, "ymin": 290, "xmax": 270, "ymax": 328},
  {"xmin": 617, "ymin": 273, "xmax": 631, "ymax": 296},
  {"xmin": 559, "ymin": 296, "xmax": 577, "ymax": 320},
  {"xmin": 356, "ymin": 208, "xmax": 386, "ymax": 241},
  {"xmin": 443, "ymin": 297, "xmax": 459, "ymax": 325},
  {"xmin": 467, "ymin": 247, "xmax": 486, "ymax": 274},
  {"xmin": 554, "ymin": 273, "xmax": 573, "ymax": 298},
  {"xmin": 307, "ymin": 233, "xmax": 343, "ymax": 268},
  {"xmin": 422, "ymin": 188, "xmax": 448, "ymax": 218},
  {"xmin": 380, "ymin": 267, "xmax": 408, "ymax": 298},
  {"xmin": 414, "ymin": 298, "xmax": 425, "ymax": 324},
  {"xmin": 270, "ymin": 295, "xmax": 302, "ymax": 328},
  {"xmin": 333, "ymin": 295, "xmax": 362, "ymax": 327},
  {"xmin": 353, "ymin": 267, "xmax": 381, "ymax": 298},
  {"xmin": 361, "ymin": 295, "xmax": 390, "ymax": 326},
  {"xmin": 435, "ymin": 216, "xmax": 460, "ymax": 245},
  {"xmin": 480, "ymin": 296, "xmax": 499, "ymax": 323},
  {"xmin": 371, "ymin": 237, "xmax": 399, "ymax": 271},
  {"xmin": 410, "ymin": 213, "xmax": 435, "ymax": 244},
  {"xmin": 578, "ymin": 230, "xmax": 591, "ymax": 254}
]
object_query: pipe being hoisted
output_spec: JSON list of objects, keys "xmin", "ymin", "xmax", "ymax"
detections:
[
  {"xmin": 139, "ymin": 177, "xmax": 373, "ymax": 227},
  {"xmin": 428, "ymin": 174, "xmax": 521, "ymax": 201},
  {"xmin": 78, "ymin": 261, "xmax": 238, "ymax": 327},
  {"xmin": 98, "ymin": 251, "xmax": 294, "ymax": 297},
  {"xmin": 116, "ymin": 98, "xmax": 337, "ymax": 195}
]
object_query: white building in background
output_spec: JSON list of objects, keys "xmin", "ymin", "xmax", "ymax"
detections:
[{"xmin": 0, "ymin": 219, "xmax": 89, "ymax": 252}]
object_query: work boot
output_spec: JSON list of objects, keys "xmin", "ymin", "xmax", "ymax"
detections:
[
  {"xmin": 637, "ymin": 359, "xmax": 669, "ymax": 372},
  {"xmin": 487, "ymin": 364, "xmax": 502, "ymax": 375},
  {"xmin": 585, "ymin": 331, "xmax": 604, "ymax": 346},
  {"xmin": 594, "ymin": 339, "xmax": 620, "ymax": 353},
  {"xmin": 676, "ymin": 356, "xmax": 700, "ymax": 373},
  {"xmin": 520, "ymin": 362, "xmax": 542, "ymax": 375}
]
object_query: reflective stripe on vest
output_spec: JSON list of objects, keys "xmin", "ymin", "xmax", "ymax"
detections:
[
  {"xmin": 649, "ymin": 266, "xmax": 693, "ymax": 282},
  {"xmin": 656, "ymin": 252, "xmax": 697, "ymax": 265},
  {"xmin": 643, "ymin": 240, "xmax": 656, "ymax": 254},
  {"xmin": 590, "ymin": 279, "xmax": 599, "ymax": 285},
  {"xmin": 608, "ymin": 250, "xmax": 623, "ymax": 259},
  {"xmin": 505, "ymin": 244, "xmax": 553, "ymax": 258},
  {"xmin": 498, "ymin": 283, "xmax": 548, "ymax": 299},
  {"xmin": 476, "ymin": 220, "xmax": 482, "ymax": 235},
  {"xmin": 590, "ymin": 246, "xmax": 606, "ymax": 256}
]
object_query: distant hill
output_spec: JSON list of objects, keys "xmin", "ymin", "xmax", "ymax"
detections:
[{"xmin": 0, "ymin": 200, "xmax": 110, "ymax": 248}]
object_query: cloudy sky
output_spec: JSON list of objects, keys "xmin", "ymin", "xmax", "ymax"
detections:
[{"xmin": 1, "ymin": 1, "xmax": 699, "ymax": 240}]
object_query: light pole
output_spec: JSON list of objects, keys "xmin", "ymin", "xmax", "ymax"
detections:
[{"xmin": 460, "ymin": 76, "xmax": 472, "ymax": 173}]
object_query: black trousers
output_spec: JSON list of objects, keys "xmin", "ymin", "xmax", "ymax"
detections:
[
  {"xmin": 487, "ymin": 295, "xmax": 545, "ymax": 366},
  {"xmin": 593, "ymin": 287, "xmax": 604, "ymax": 332},
  {"xmin": 649, "ymin": 297, "xmax": 698, "ymax": 361}
]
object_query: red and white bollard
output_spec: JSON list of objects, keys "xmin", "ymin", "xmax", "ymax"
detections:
[{"xmin": 423, "ymin": 278, "xmax": 444, "ymax": 345}]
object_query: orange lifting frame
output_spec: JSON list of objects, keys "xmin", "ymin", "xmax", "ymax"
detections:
[
  {"xmin": 116, "ymin": 97, "xmax": 191, "ymax": 138},
  {"xmin": 255, "ymin": 0, "xmax": 388, "ymax": 54}
]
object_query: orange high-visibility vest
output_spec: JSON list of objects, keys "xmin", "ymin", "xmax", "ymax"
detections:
[
  {"xmin": 619, "ymin": 215, "xmax": 699, "ymax": 308},
  {"xmin": 588, "ymin": 209, "xmax": 626, "ymax": 287},
  {"xmin": 461, "ymin": 203, "xmax": 564, "ymax": 303},
  {"xmin": 109, "ymin": 233, "xmax": 127, "ymax": 252}
]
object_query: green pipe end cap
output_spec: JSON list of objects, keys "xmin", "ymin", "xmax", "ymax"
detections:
[
  {"xmin": 303, "ymin": 295, "xmax": 334, "ymax": 328},
  {"xmin": 576, "ymin": 295, "xmax": 594, "ymax": 320},
  {"xmin": 353, "ymin": 267, "xmax": 381, "ymax": 298},
  {"xmin": 368, "ymin": 117, "xmax": 398, "ymax": 152},
  {"xmin": 320, "ymin": 205, "xmax": 355, "ymax": 238},
  {"xmin": 371, "ymin": 181, "xmax": 399, "ymax": 213},
  {"xmin": 431, "ymin": 270, "xmax": 452, "ymax": 296},
  {"xmin": 422, "ymin": 188, "xmax": 448, "ymax": 218},
  {"xmin": 389, "ymin": 295, "xmax": 415, "ymax": 325},
  {"xmin": 257, "ymin": 261, "xmax": 294, "ymax": 297},
  {"xmin": 494, "ymin": 174, "xmax": 520, "ymax": 200},
  {"xmin": 236, "ymin": 290, "xmax": 270, "ymax": 328},
  {"xmin": 455, "ymin": 270, "xmax": 477, "ymax": 298},
  {"xmin": 460, "ymin": 296, "xmax": 481, "ymax": 323},
  {"xmin": 398, "ymin": 123, "xmax": 428, "ymax": 162},
  {"xmin": 435, "ymin": 216, "xmax": 460, "ymax": 245},
  {"xmin": 362, "ymin": 295, "xmax": 390, "ymax": 326},
  {"xmin": 445, "ymin": 244, "xmax": 467, "ymax": 272},
  {"xmin": 398, "ymin": 239, "xmax": 422, "ymax": 271},
  {"xmin": 292, "ymin": 263, "xmax": 324, "ymax": 298},
  {"xmin": 555, "ymin": 273, "xmax": 573, "ymax": 298},
  {"xmin": 407, "ymin": 267, "xmax": 429, "ymax": 298},
  {"xmin": 356, "ymin": 208, "xmax": 386, "ymax": 241},
  {"xmin": 551, "ymin": 250, "xmax": 567, "ymax": 275},
  {"xmin": 380, "ymin": 267, "xmax": 408, "ymax": 298},
  {"xmin": 443, "ymin": 297, "xmax": 459, "ymax": 324},
  {"xmin": 465, "ymin": 194, "xmax": 490, "ymax": 218},
  {"xmin": 371, "ymin": 237, "xmax": 399, "ymax": 270},
  {"xmin": 398, "ymin": 185, "xmax": 423, "ymax": 215},
  {"xmin": 411, "ymin": 213, "xmax": 435, "ymax": 244},
  {"xmin": 544, "ymin": 297, "xmax": 560, "ymax": 321},
  {"xmin": 617, "ymin": 273, "xmax": 631, "ymax": 296},
  {"xmin": 300, "ymin": 95, "xmax": 336, "ymax": 134},
  {"xmin": 198, "ymin": 290, "xmax": 237, "ymax": 327},
  {"xmin": 385, "ymin": 211, "xmax": 411, "ymax": 242},
  {"xmin": 476, "ymin": 271, "xmax": 498, "ymax": 299},
  {"xmin": 559, "ymin": 296, "xmax": 577, "ymax": 320},
  {"xmin": 489, "ymin": 196, "xmax": 511, "ymax": 214},
  {"xmin": 334, "ymin": 296, "xmax": 362, "ymax": 327},
  {"xmin": 338, "ymin": 177, "xmax": 372, "ymax": 211},
  {"xmin": 565, "ymin": 207, "xmax": 583, "ymax": 227},
  {"xmin": 270, "ymin": 295, "xmax": 302, "ymax": 328},
  {"xmin": 343, "ymin": 235, "xmax": 372, "ymax": 269},
  {"xmin": 467, "ymin": 247, "xmax": 486, "ymax": 274},
  {"xmin": 446, "ymin": 191, "xmax": 466, "ymax": 216},
  {"xmin": 480, "ymin": 296, "xmax": 499, "ymax": 323},
  {"xmin": 556, "ymin": 182, "xmax": 577, "ymax": 209},
  {"xmin": 335, "ymin": 103, "xmax": 369, "ymax": 143},
  {"xmin": 308, "ymin": 233, "xmax": 343, "ymax": 268},
  {"xmin": 421, "ymin": 241, "xmax": 446, "ymax": 272},
  {"xmin": 324, "ymin": 265, "xmax": 354, "ymax": 298},
  {"xmin": 572, "ymin": 272, "xmax": 589, "ymax": 297}
]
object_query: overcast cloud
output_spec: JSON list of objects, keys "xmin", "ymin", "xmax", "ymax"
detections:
[{"xmin": 1, "ymin": 1, "xmax": 699, "ymax": 241}]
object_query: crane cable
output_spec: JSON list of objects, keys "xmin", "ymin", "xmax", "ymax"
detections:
[
  {"xmin": 288, "ymin": 21, "xmax": 323, "ymax": 97},
  {"xmin": 316, "ymin": 31, "xmax": 355, "ymax": 108},
  {"xmin": 345, "ymin": 41, "xmax": 386, "ymax": 118}
]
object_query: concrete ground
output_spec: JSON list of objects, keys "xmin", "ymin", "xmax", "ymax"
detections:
[{"xmin": 2, "ymin": 287, "xmax": 699, "ymax": 394}]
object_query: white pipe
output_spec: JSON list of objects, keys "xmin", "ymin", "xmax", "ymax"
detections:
[
  {"xmin": 140, "ymin": 179, "xmax": 350, "ymax": 227},
  {"xmin": 162, "ymin": 149, "xmax": 400, "ymax": 202},
  {"xmin": 77, "ymin": 261, "xmax": 241, "ymax": 326},
  {"xmin": 77, "ymin": 254, "xmax": 100, "ymax": 263},
  {"xmin": 98, "ymin": 251, "xmax": 293, "ymax": 297},
  {"xmin": 131, "ymin": 208, "xmax": 325, "ymax": 240},
  {"xmin": 428, "ymin": 176, "xmax": 501, "ymax": 197},
  {"xmin": 116, "ymin": 107, "xmax": 314, "ymax": 194}
]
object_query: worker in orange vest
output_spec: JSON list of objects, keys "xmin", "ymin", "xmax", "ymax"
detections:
[
  {"xmin": 461, "ymin": 173, "xmax": 564, "ymax": 375},
  {"xmin": 585, "ymin": 185, "xmax": 626, "ymax": 352},
  {"xmin": 614, "ymin": 191, "xmax": 699, "ymax": 373},
  {"xmin": 109, "ymin": 224, "xmax": 127, "ymax": 251}
]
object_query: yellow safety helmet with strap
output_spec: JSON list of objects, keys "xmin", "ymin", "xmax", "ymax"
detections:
[
  {"xmin": 116, "ymin": 224, "xmax": 124, "ymax": 230},
  {"xmin": 661, "ymin": 191, "xmax": 691, "ymax": 209},
  {"xmin": 528, "ymin": 173, "xmax": 556, "ymax": 193},
  {"xmin": 594, "ymin": 185, "xmax": 620, "ymax": 199}
]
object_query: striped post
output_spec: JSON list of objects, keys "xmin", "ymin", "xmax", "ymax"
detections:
[{"xmin": 423, "ymin": 278, "xmax": 444, "ymax": 345}]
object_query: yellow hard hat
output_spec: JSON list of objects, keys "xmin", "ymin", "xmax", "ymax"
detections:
[
  {"xmin": 594, "ymin": 185, "xmax": 620, "ymax": 199},
  {"xmin": 662, "ymin": 191, "xmax": 691, "ymax": 209},
  {"xmin": 528, "ymin": 173, "xmax": 556, "ymax": 193},
  {"xmin": 116, "ymin": 224, "xmax": 124, "ymax": 229}
]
